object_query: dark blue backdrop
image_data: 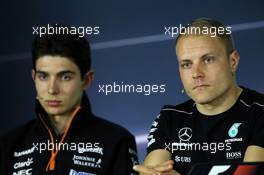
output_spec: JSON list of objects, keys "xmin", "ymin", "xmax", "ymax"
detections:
[{"xmin": 0, "ymin": 0, "xmax": 264, "ymax": 162}]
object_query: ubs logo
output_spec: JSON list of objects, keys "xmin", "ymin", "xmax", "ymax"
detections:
[{"xmin": 178, "ymin": 127, "xmax": 192, "ymax": 141}]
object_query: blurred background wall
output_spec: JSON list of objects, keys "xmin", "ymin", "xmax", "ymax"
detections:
[{"xmin": 0, "ymin": 0, "xmax": 264, "ymax": 162}]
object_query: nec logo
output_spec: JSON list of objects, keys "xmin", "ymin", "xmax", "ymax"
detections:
[
  {"xmin": 13, "ymin": 168, "xmax": 32, "ymax": 175},
  {"xmin": 69, "ymin": 169, "xmax": 95, "ymax": 175}
]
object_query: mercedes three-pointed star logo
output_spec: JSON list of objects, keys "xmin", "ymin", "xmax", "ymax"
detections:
[{"xmin": 178, "ymin": 127, "xmax": 192, "ymax": 141}]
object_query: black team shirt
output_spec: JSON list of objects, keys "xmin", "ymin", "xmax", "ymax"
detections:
[
  {"xmin": 147, "ymin": 87, "xmax": 264, "ymax": 175},
  {"xmin": 0, "ymin": 94, "xmax": 138, "ymax": 175}
]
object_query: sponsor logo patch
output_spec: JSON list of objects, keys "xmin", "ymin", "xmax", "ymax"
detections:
[{"xmin": 69, "ymin": 169, "xmax": 95, "ymax": 175}]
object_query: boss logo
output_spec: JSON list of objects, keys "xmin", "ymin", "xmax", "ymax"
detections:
[{"xmin": 226, "ymin": 151, "xmax": 242, "ymax": 159}]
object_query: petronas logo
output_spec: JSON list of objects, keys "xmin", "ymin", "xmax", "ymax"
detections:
[{"xmin": 228, "ymin": 123, "xmax": 242, "ymax": 138}]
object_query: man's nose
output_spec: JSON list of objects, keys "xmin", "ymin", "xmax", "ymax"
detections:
[
  {"xmin": 192, "ymin": 63, "xmax": 204, "ymax": 79},
  {"xmin": 48, "ymin": 78, "xmax": 59, "ymax": 95}
]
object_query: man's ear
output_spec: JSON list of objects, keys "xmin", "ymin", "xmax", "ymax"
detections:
[
  {"xmin": 229, "ymin": 50, "xmax": 240, "ymax": 72},
  {"xmin": 31, "ymin": 69, "xmax": 36, "ymax": 81},
  {"xmin": 83, "ymin": 70, "xmax": 94, "ymax": 90}
]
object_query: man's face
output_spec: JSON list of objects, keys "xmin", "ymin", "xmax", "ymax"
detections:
[
  {"xmin": 32, "ymin": 56, "xmax": 91, "ymax": 117},
  {"xmin": 176, "ymin": 35, "xmax": 239, "ymax": 105}
]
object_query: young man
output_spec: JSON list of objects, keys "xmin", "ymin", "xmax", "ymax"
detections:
[
  {"xmin": 134, "ymin": 18, "xmax": 264, "ymax": 175},
  {"xmin": 0, "ymin": 30, "xmax": 138, "ymax": 174}
]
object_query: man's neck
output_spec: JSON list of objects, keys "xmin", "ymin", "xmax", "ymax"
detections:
[
  {"xmin": 48, "ymin": 114, "xmax": 72, "ymax": 135},
  {"xmin": 196, "ymin": 85, "xmax": 243, "ymax": 116}
]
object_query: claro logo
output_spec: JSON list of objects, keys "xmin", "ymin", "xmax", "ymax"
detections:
[
  {"xmin": 208, "ymin": 165, "xmax": 231, "ymax": 175},
  {"xmin": 14, "ymin": 158, "xmax": 33, "ymax": 169}
]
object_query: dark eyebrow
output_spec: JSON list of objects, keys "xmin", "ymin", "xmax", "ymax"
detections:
[
  {"xmin": 57, "ymin": 70, "xmax": 75, "ymax": 76},
  {"xmin": 36, "ymin": 70, "xmax": 47, "ymax": 74},
  {"xmin": 35, "ymin": 70, "xmax": 75, "ymax": 75}
]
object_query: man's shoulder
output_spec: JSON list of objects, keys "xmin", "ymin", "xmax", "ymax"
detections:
[
  {"xmin": 0, "ymin": 119, "xmax": 36, "ymax": 144},
  {"xmin": 160, "ymin": 99, "xmax": 195, "ymax": 116},
  {"xmin": 240, "ymin": 87, "xmax": 264, "ymax": 109},
  {"xmin": 91, "ymin": 116, "xmax": 135, "ymax": 138}
]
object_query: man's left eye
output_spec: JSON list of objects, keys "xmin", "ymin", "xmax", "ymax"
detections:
[
  {"xmin": 204, "ymin": 57, "xmax": 214, "ymax": 64},
  {"xmin": 62, "ymin": 75, "xmax": 71, "ymax": 81}
]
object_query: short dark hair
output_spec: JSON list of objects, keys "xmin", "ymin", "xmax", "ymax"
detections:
[
  {"xmin": 176, "ymin": 17, "xmax": 235, "ymax": 55},
  {"xmin": 32, "ymin": 28, "xmax": 91, "ymax": 79}
]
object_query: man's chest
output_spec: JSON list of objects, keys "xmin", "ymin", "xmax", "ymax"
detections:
[
  {"xmin": 166, "ymin": 113, "xmax": 254, "ymax": 165},
  {"xmin": 9, "ymin": 138, "xmax": 113, "ymax": 175}
]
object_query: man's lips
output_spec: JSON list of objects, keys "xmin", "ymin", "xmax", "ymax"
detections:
[
  {"xmin": 46, "ymin": 100, "xmax": 62, "ymax": 107},
  {"xmin": 192, "ymin": 84, "xmax": 210, "ymax": 90}
]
